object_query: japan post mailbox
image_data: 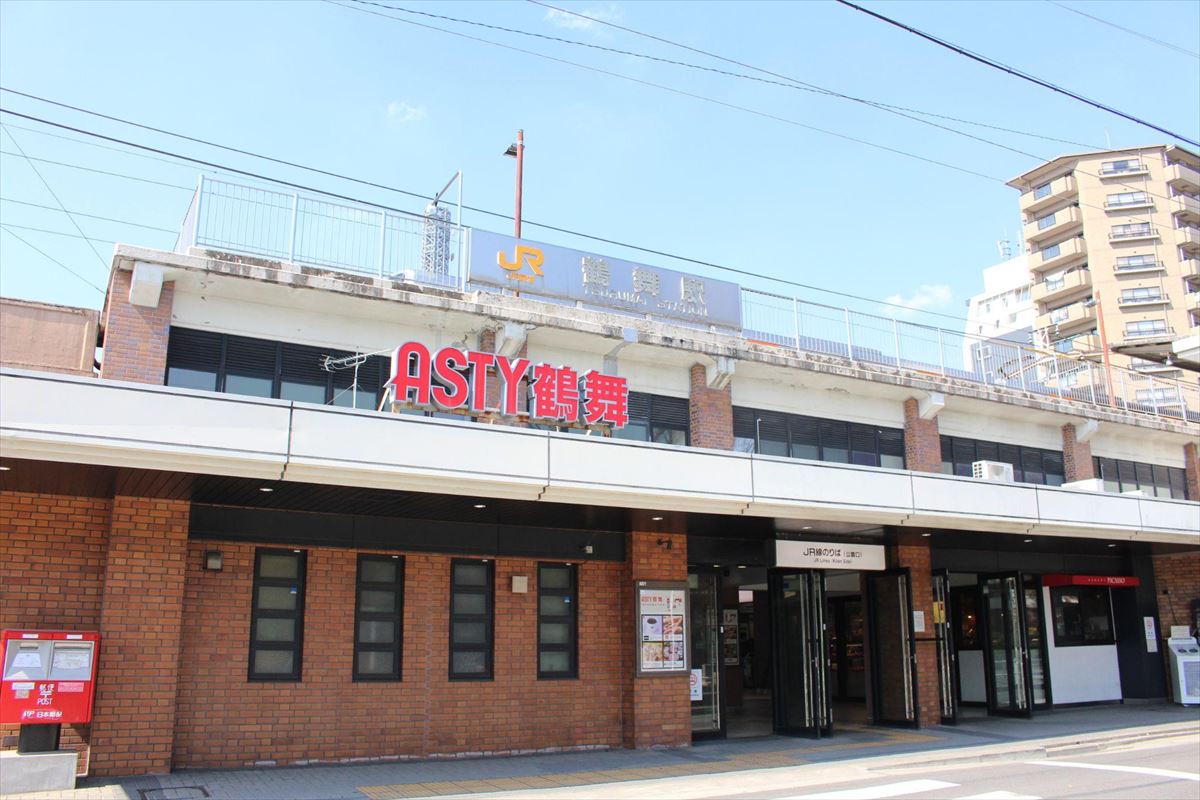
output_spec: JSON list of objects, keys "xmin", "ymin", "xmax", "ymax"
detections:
[{"xmin": 1, "ymin": 630, "xmax": 100, "ymax": 725}]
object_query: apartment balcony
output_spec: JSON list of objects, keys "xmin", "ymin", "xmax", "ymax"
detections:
[
  {"xmin": 1177, "ymin": 225, "xmax": 1200, "ymax": 253},
  {"xmin": 1109, "ymin": 226, "xmax": 1160, "ymax": 244},
  {"xmin": 1183, "ymin": 258, "xmax": 1200, "ymax": 288},
  {"xmin": 1032, "ymin": 269, "xmax": 1091, "ymax": 305},
  {"xmin": 1117, "ymin": 292, "xmax": 1169, "ymax": 308},
  {"xmin": 1035, "ymin": 301, "xmax": 1096, "ymax": 334},
  {"xmin": 1167, "ymin": 162, "xmax": 1200, "ymax": 193},
  {"xmin": 1020, "ymin": 174, "xmax": 1077, "ymax": 215},
  {"xmin": 1024, "ymin": 206, "xmax": 1082, "ymax": 245},
  {"xmin": 1187, "ymin": 292, "xmax": 1200, "ymax": 313},
  {"xmin": 1113, "ymin": 258, "xmax": 1166, "ymax": 275},
  {"xmin": 1098, "ymin": 162, "xmax": 1150, "ymax": 179},
  {"xmin": 1122, "ymin": 326, "xmax": 1173, "ymax": 342},
  {"xmin": 1172, "ymin": 194, "xmax": 1200, "ymax": 224},
  {"xmin": 1104, "ymin": 195, "xmax": 1154, "ymax": 212},
  {"xmin": 1031, "ymin": 237, "xmax": 1087, "ymax": 273}
]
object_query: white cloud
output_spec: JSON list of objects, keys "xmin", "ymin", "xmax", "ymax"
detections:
[
  {"xmin": 882, "ymin": 284, "xmax": 953, "ymax": 317},
  {"xmin": 544, "ymin": 4, "xmax": 620, "ymax": 31},
  {"xmin": 386, "ymin": 101, "xmax": 427, "ymax": 125}
]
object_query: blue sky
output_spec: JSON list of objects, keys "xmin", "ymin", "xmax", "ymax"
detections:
[{"xmin": 1, "ymin": 0, "xmax": 1197, "ymax": 327}]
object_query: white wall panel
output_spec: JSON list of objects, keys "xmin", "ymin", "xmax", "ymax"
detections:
[{"xmin": 911, "ymin": 474, "xmax": 1040, "ymax": 522}]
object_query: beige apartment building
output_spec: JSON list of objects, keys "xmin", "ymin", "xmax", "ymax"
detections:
[{"xmin": 1008, "ymin": 145, "xmax": 1200, "ymax": 380}]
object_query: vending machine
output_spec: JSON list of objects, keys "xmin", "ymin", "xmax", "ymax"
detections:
[{"xmin": 1165, "ymin": 625, "xmax": 1200, "ymax": 706}]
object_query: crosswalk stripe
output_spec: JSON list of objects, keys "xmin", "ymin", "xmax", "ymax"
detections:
[
  {"xmin": 957, "ymin": 792, "xmax": 1042, "ymax": 799},
  {"xmin": 1033, "ymin": 760, "xmax": 1200, "ymax": 782},
  {"xmin": 781, "ymin": 779, "xmax": 958, "ymax": 799}
]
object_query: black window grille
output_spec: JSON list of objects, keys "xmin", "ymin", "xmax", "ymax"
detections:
[
  {"xmin": 1094, "ymin": 457, "xmax": 1189, "ymax": 499},
  {"xmin": 249, "ymin": 548, "xmax": 305, "ymax": 682},
  {"xmin": 733, "ymin": 407, "xmax": 905, "ymax": 469},
  {"xmin": 939, "ymin": 436, "xmax": 1065, "ymax": 486},
  {"xmin": 449, "ymin": 559, "xmax": 494, "ymax": 680},
  {"xmin": 613, "ymin": 392, "xmax": 689, "ymax": 445},
  {"xmin": 354, "ymin": 555, "xmax": 404, "ymax": 681},
  {"xmin": 537, "ymin": 563, "xmax": 578, "ymax": 679}
]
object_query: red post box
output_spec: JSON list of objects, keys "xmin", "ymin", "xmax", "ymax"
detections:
[{"xmin": 1, "ymin": 630, "xmax": 101, "ymax": 725}]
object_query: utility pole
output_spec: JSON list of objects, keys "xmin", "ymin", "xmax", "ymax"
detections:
[{"xmin": 505, "ymin": 130, "xmax": 525, "ymax": 239}]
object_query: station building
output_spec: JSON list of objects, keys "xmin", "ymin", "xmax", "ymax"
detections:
[{"xmin": 1, "ymin": 179, "xmax": 1198, "ymax": 777}]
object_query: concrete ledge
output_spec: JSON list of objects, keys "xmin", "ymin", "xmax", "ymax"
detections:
[{"xmin": 0, "ymin": 750, "xmax": 78, "ymax": 795}]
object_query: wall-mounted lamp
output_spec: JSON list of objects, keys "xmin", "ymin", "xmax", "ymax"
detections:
[
  {"xmin": 656, "ymin": 538, "xmax": 673, "ymax": 550},
  {"xmin": 203, "ymin": 550, "xmax": 223, "ymax": 571}
]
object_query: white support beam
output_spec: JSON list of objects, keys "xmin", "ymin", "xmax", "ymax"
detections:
[
  {"xmin": 1073, "ymin": 418, "xmax": 1100, "ymax": 443},
  {"xmin": 708, "ymin": 356, "xmax": 735, "ymax": 390},
  {"xmin": 128, "ymin": 262, "xmax": 164, "ymax": 308},
  {"xmin": 918, "ymin": 392, "xmax": 946, "ymax": 420}
]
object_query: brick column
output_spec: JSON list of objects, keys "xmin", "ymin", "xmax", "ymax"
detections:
[
  {"xmin": 622, "ymin": 513, "xmax": 690, "ymax": 749},
  {"xmin": 1152, "ymin": 551, "xmax": 1200, "ymax": 635},
  {"xmin": 100, "ymin": 269, "xmax": 174, "ymax": 384},
  {"xmin": 89, "ymin": 496, "xmax": 189, "ymax": 776},
  {"xmin": 903, "ymin": 398, "xmax": 941, "ymax": 473},
  {"xmin": 890, "ymin": 531, "xmax": 941, "ymax": 728},
  {"xmin": 688, "ymin": 364, "xmax": 733, "ymax": 450},
  {"xmin": 1061, "ymin": 423, "xmax": 1095, "ymax": 482},
  {"xmin": 1185, "ymin": 441, "xmax": 1199, "ymax": 501}
]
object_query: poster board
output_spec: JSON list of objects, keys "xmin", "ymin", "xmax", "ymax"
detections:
[
  {"xmin": 722, "ymin": 609, "xmax": 740, "ymax": 666},
  {"xmin": 635, "ymin": 581, "xmax": 690, "ymax": 676}
]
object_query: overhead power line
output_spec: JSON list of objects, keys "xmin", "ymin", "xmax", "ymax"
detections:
[
  {"xmin": 0, "ymin": 104, "xmax": 983, "ymax": 324},
  {"xmin": 1045, "ymin": 1, "xmax": 1199, "ymax": 59},
  {"xmin": 0, "ymin": 196, "xmax": 178, "ymax": 233},
  {"xmin": 0, "ymin": 225, "xmax": 106, "ymax": 295},
  {"xmin": 835, "ymin": 0, "xmax": 1200, "ymax": 148},
  {"xmin": 0, "ymin": 147, "xmax": 195, "ymax": 190}
]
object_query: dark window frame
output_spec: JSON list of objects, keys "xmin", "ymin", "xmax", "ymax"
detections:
[
  {"xmin": 939, "ymin": 436, "xmax": 1065, "ymax": 486},
  {"xmin": 1049, "ymin": 585, "xmax": 1116, "ymax": 647},
  {"xmin": 614, "ymin": 392, "xmax": 690, "ymax": 446},
  {"xmin": 1093, "ymin": 456, "xmax": 1189, "ymax": 500},
  {"xmin": 248, "ymin": 548, "xmax": 306, "ymax": 682},
  {"xmin": 537, "ymin": 562, "xmax": 579, "ymax": 680},
  {"xmin": 353, "ymin": 554, "xmax": 404, "ymax": 682},
  {"xmin": 733, "ymin": 407, "xmax": 905, "ymax": 469},
  {"xmin": 449, "ymin": 558, "xmax": 495, "ymax": 681}
]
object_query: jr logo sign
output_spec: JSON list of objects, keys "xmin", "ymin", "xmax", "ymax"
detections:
[{"xmin": 497, "ymin": 244, "xmax": 545, "ymax": 284}]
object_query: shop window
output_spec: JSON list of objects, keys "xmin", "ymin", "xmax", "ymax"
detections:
[
  {"xmin": 733, "ymin": 407, "xmax": 905, "ymax": 469},
  {"xmin": 537, "ymin": 563, "xmax": 578, "ymax": 679},
  {"xmin": 449, "ymin": 559, "xmax": 494, "ymax": 680},
  {"xmin": 1050, "ymin": 586, "xmax": 1115, "ymax": 646},
  {"xmin": 249, "ymin": 548, "xmax": 306, "ymax": 681},
  {"xmin": 613, "ymin": 392, "xmax": 689, "ymax": 445},
  {"xmin": 354, "ymin": 555, "xmax": 404, "ymax": 681}
]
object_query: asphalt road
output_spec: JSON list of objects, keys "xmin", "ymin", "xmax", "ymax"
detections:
[{"xmin": 716, "ymin": 736, "xmax": 1200, "ymax": 800}]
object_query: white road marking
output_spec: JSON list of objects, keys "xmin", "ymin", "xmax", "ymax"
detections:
[
  {"xmin": 781, "ymin": 779, "xmax": 958, "ymax": 799},
  {"xmin": 1032, "ymin": 760, "xmax": 1200, "ymax": 782},
  {"xmin": 958, "ymin": 792, "xmax": 1042, "ymax": 799}
]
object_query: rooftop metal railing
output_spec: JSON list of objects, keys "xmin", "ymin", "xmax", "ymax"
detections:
[{"xmin": 174, "ymin": 176, "xmax": 1199, "ymax": 425}]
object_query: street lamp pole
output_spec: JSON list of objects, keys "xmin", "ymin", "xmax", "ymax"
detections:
[{"xmin": 513, "ymin": 129, "xmax": 524, "ymax": 239}]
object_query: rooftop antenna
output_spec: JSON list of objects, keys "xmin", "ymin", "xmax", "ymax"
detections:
[
  {"xmin": 322, "ymin": 348, "xmax": 392, "ymax": 410},
  {"xmin": 996, "ymin": 239, "xmax": 1012, "ymax": 259},
  {"xmin": 422, "ymin": 171, "xmax": 463, "ymax": 281}
]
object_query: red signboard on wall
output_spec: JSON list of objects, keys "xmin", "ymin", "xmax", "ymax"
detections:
[
  {"xmin": 1, "ymin": 630, "xmax": 101, "ymax": 725},
  {"xmin": 1041, "ymin": 574, "xmax": 1140, "ymax": 588}
]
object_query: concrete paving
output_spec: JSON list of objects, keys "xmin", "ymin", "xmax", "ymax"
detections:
[{"xmin": 4, "ymin": 703, "xmax": 1197, "ymax": 800}]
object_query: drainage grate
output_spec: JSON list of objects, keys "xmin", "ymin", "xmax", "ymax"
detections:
[{"xmin": 138, "ymin": 787, "xmax": 211, "ymax": 800}]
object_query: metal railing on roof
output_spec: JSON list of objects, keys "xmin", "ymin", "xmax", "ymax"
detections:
[{"xmin": 174, "ymin": 176, "xmax": 1199, "ymax": 425}]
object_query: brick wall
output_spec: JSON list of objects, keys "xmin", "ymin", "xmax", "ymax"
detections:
[
  {"xmin": 173, "ymin": 540, "xmax": 625, "ymax": 768},
  {"xmin": 1061, "ymin": 423, "xmax": 1095, "ymax": 482},
  {"xmin": 688, "ymin": 364, "xmax": 733, "ymax": 450},
  {"xmin": 0, "ymin": 491, "xmax": 111, "ymax": 772},
  {"xmin": 902, "ymin": 398, "xmax": 941, "ymax": 474},
  {"xmin": 1151, "ymin": 551, "xmax": 1200, "ymax": 634},
  {"xmin": 89, "ymin": 497, "xmax": 189, "ymax": 776},
  {"xmin": 99, "ymin": 269, "xmax": 173, "ymax": 384},
  {"xmin": 622, "ymin": 521, "xmax": 690, "ymax": 749},
  {"xmin": 1185, "ymin": 441, "xmax": 1199, "ymax": 501},
  {"xmin": 889, "ymin": 532, "xmax": 940, "ymax": 728}
]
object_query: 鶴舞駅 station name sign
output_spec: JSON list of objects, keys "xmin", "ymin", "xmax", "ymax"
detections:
[
  {"xmin": 389, "ymin": 341, "xmax": 630, "ymax": 429},
  {"xmin": 469, "ymin": 229, "xmax": 743, "ymax": 330}
]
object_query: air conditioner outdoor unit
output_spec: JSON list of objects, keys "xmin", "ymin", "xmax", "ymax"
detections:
[{"xmin": 972, "ymin": 460, "xmax": 1015, "ymax": 482}]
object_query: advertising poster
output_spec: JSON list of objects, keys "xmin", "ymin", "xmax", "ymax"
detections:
[
  {"xmin": 636, "ymin": 582, "xmax": 689, "ymax": 675},
  {"xmin": 722, "ymin": 609, "xmax": 740, "ymax": 666}
]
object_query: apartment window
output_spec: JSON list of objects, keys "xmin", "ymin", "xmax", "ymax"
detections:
[
  {"xmin": 612, "ymin": 392, "xmax": 689, "ymax": 445},
  {"xmin": 1120, "ymin": 287, "xmax": 1163, "ymax": 304},
  {"xmin": 1111, "ymin": 222, "xmax": 1153, "ymax": 239},
  {"xmin": 1135, "ymin": 386, "xmax": 1180, "ymax": 406},
  {"xmin": 1050, "ymin": 587, "xmax": 1114, "ymax": 646},
  {"xmin": 538, "ymin": 563, "xmax": 578, "ymax": 679},
  {"xmin": 939, "ymin": 436, "xmax": 1064, "ymax": 486},
  {"xmin": 1115, "ymin": 255, "xmax": 1160, "ymax": 271},
  {"xmin": 1044, "ymin": 274, "xmax": 1066, "ymax": 291},
  {"xmin": 1106, "ymin": 190, "xmax": 1149, "ymax": 208},
  {"xmin": 1100, "ymin": 158, "xmax": 1143, "ymax": 175},
  {"xmin": 165, "ymin": 327, "xmax": 387, "ymax": 410},
  {"xmin": 354, "ymin": 555, "xmax": 404, "ymax": 681},
  {"xmin": 1040, "ymin": 243, "xmax": 1061, "ymax": 261},
  {"xmin": 1125, "ymin": 319, "xmax": 1168, "ymax": 337},
  {"xmin": 1033, "ymin": 182, "xmax": 1052, "ymax": 200},
  {"xmin": 249, "ymin": 549, "xmax": 306, "ymax": 681},
  {"xmin": 732, "ymin": 408, "xmax": 905, "ymax": 469},
  {"xmin": 1036, "ymin": 213, "xmax": 1057, "ymax": 230},
  {"xmin": 449, "ymin": 559, "xmax": 494, "ymax": 680},
  {"xmin": 1049, "ymin": 305, "xmax": 1071, "ymax": 323}
]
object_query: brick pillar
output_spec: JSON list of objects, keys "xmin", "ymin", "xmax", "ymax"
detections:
[
  {"xmin": 100, "ymin": 269, "xmax": 174, "ymax": 384},
  {"xmin": 890, "ymin": 531, "xmax": 941, "ymax": 728},
  {"xmin": 90, "ymin": 496, "xmax": 189, "ymax": 776},
  {"xmin": 1151, "ymin": 549, "xmax": 1200, "ymax": 702},
  {"xmin": 1061, "ymin": 423, "xmax": 1095, "ymax": 482},
  {"xmin": 903, "ymin": 398, "xmax": 941, "ymax": 473},
  {"xmin": 688, "ymin": 364, "xmax": 733, "ymax": 450},
  {"xmin": 622, "ymin": 513, "xmax": 690, "ymax": 749},
  {"xmin": 1185, "ymin": 441, "xmax": 1199, "ymax": 501}
]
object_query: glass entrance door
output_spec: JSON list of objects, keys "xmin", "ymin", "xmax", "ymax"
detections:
[
  {"xmin": 770, "ymin": 570, "xmax": 830, "ymax": 737},
  {"xmin": 980, "ymin": 573, "xmax": 1034, "ymax": 717},
  {"xmin": 689, "ymin": 571, "xmax": 722, "ymax": 737},
  {"xmin": 1021, "ymin": 575, "xmax": 1051, "ymax": 708},
  {"xmin": 866, "ymin": 569, "xmax": 918, "ymax": 726},
  {"xmin": 932, "ymin": 570, "xmax": 959, "ymax": 725}
]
